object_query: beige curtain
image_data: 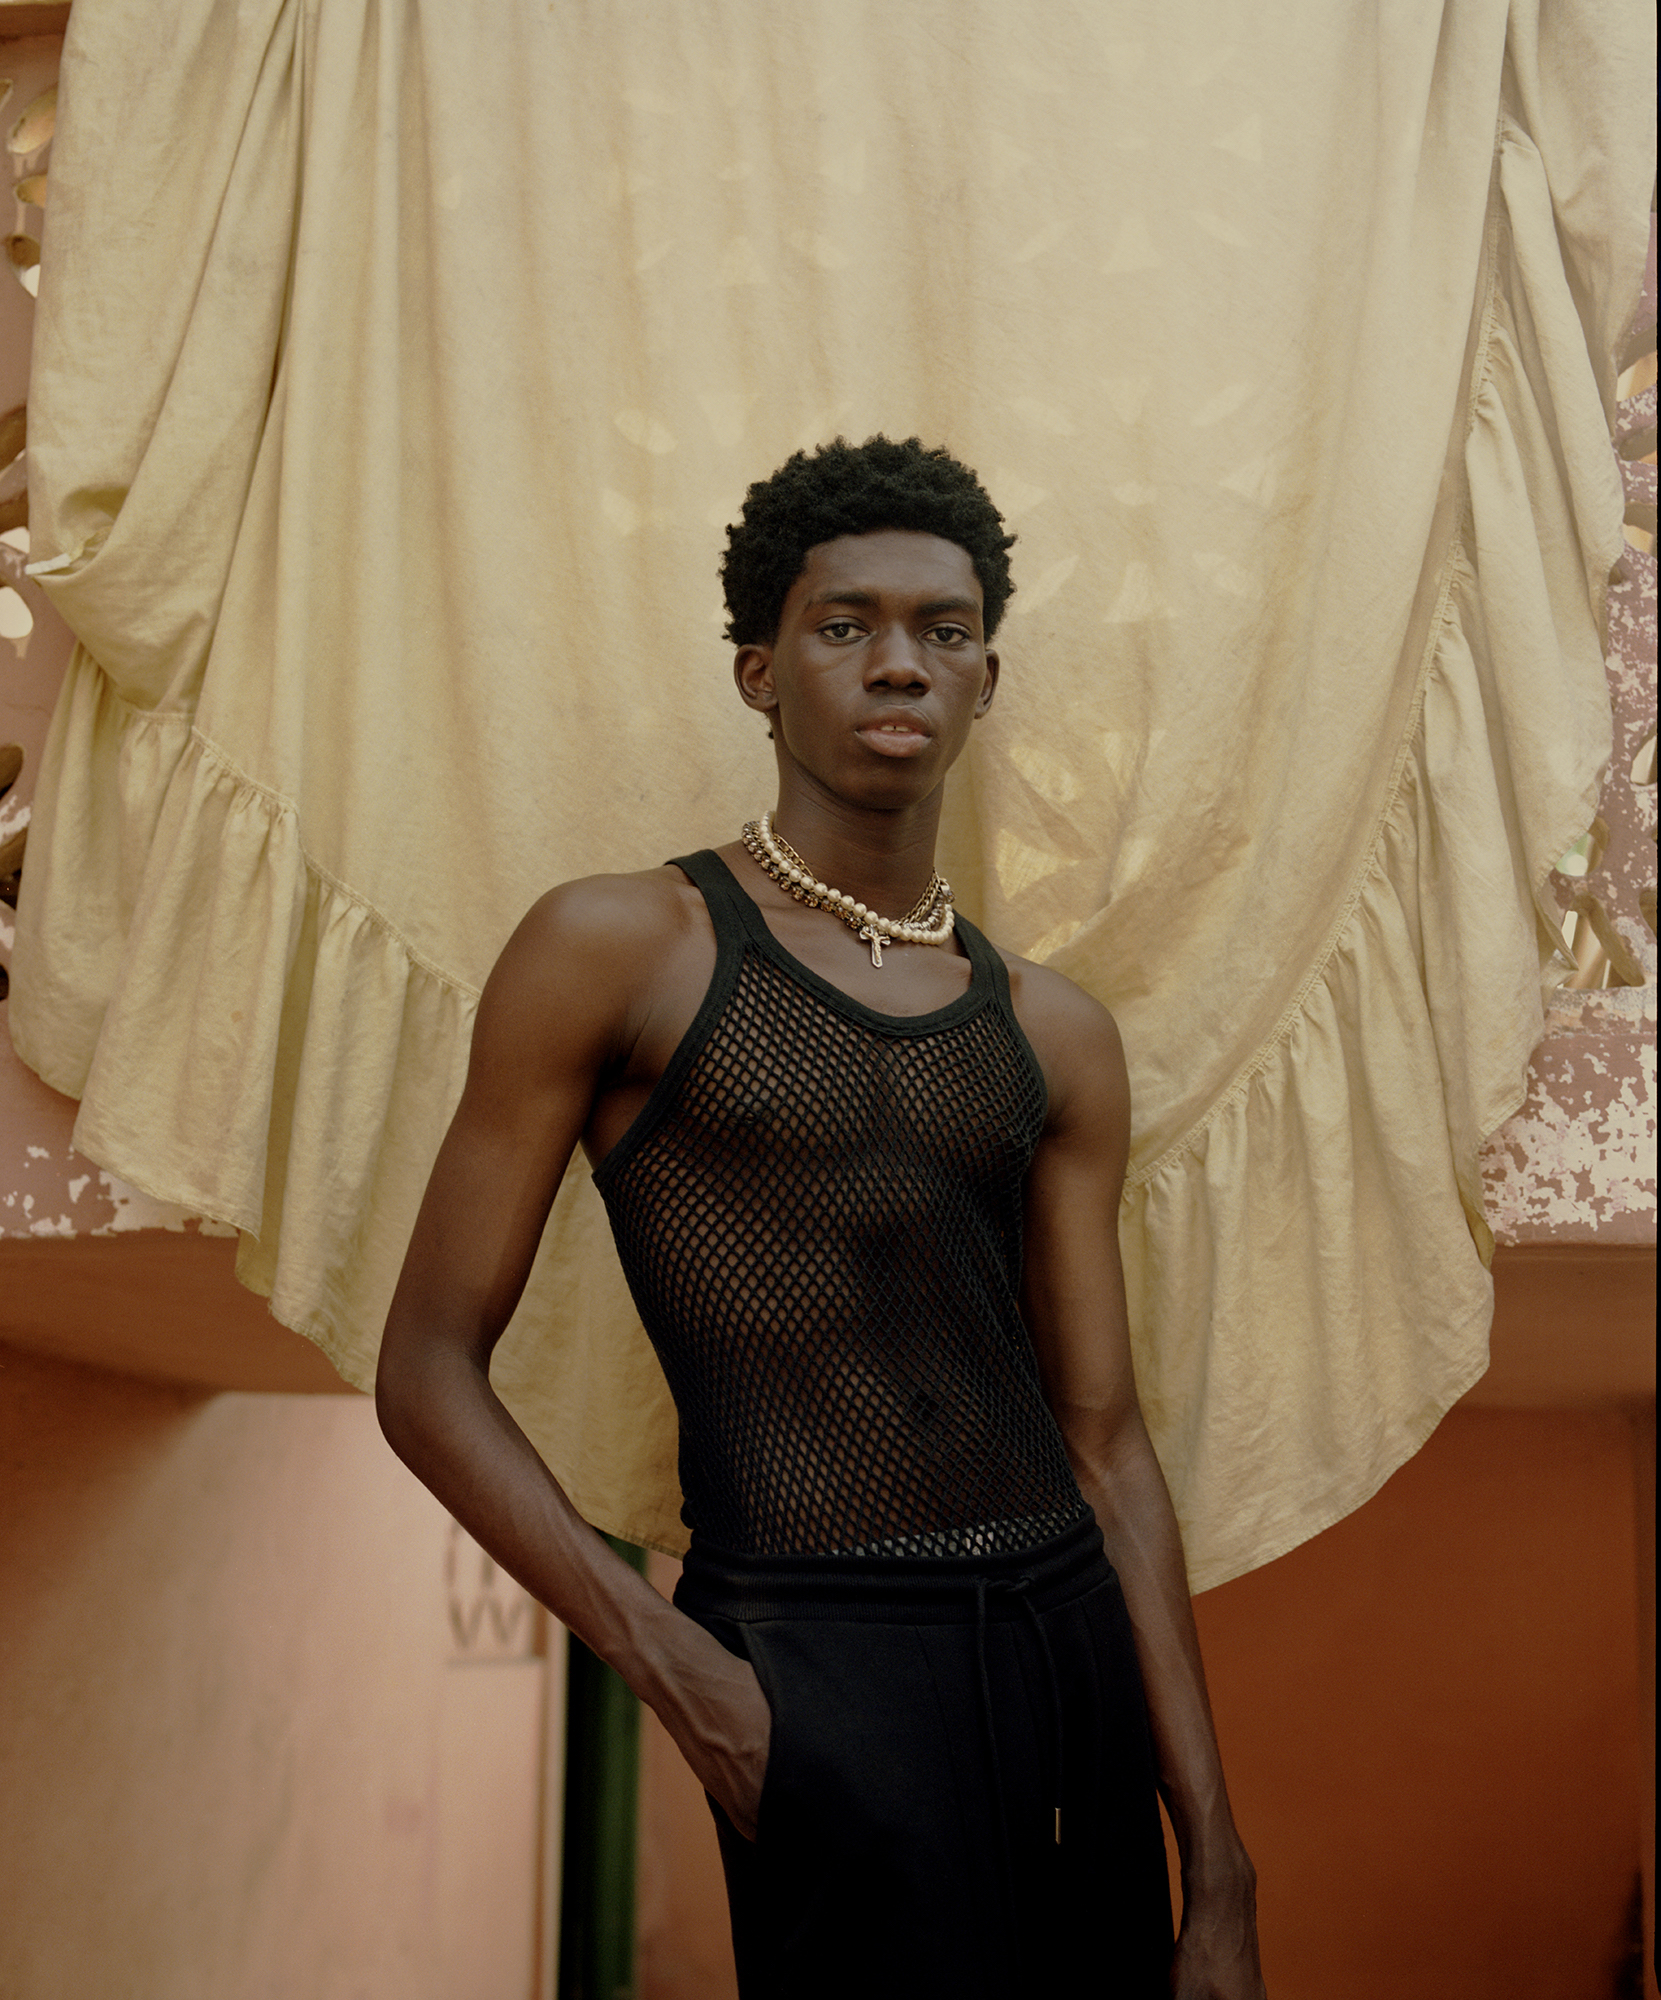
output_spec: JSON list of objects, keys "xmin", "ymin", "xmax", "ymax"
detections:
[{"xmin": 12, "ymin": 0, "xmax": 1651, "ymax": 1585}]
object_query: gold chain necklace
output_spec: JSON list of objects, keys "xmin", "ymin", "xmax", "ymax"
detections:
[{"xmin": 740, "ymin": 812, "xmax": 955, "ymax": 967}]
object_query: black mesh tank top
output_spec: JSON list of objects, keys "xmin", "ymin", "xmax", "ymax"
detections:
[{"xmin": 593, "ymin": 850, "xmax": 1089, "ymax": 1559}]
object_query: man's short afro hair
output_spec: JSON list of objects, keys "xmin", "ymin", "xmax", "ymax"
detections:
[{"xmin": 720, "ymin": 435, "xmax": 1016, "ymax": 646}]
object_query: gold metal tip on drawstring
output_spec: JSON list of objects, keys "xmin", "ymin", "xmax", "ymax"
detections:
[{"xmin": 1054, "ymin": 1807, "xmax": 1062, "ymax": 1845}]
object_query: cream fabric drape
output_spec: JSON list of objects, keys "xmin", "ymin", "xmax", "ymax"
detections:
[{"xmin": 12, "ymin": 1, "xmax": 1651, "ymax": 1585}]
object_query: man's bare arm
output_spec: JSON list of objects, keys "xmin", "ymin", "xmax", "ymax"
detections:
[
  {"xmin": 375, "ymin": 876, "xmax": 770, "ymax": 1836},
  {"xmin": 1015, "ymin": 968, "xmax": 1266, "ymax": 2000}
]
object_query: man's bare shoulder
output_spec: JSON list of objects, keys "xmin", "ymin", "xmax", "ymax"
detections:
[
  {"xmin": 994, "ymin": 944, "xmax": 1128, "ymax": 1123},
  {"xmin": 511, "ymin": 864, "xmax": 705, "ymax": 961},
  {"xmin": 996, "ymin": 945, "xmax": 1121, "ymax": 1046},
  {"xmin": 481, "ymin": 865, "xmax": 709, "ymax": 1034}
]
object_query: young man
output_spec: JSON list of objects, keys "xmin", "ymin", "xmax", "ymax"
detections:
[{"xmin": 377, "ymin": 437, "xmax": 1265, "ymax": 1997}]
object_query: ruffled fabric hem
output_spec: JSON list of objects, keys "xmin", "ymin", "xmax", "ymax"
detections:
[
  {"xmin": 10, "ymin": 677, "xmax": 690, "ymax": 1550},
  {"xmin": 1119, "ymin": 110, "xmax": 1626, "ymax": 1590},
  {"xmin": 6, "ymin": 103, "xmax": 1637, "ymax": 1578}
]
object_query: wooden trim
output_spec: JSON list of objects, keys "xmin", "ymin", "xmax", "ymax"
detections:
[
  {"xmin": 0, "ymin": 1231, "xmax": 356, "ymax": 1393},
  {"xmin": 1463, "ymin": 1243, "xmax": 1657, "ymax": 1408},
  {"xmin": 0, "ymin": 1232, "xmax": 1652, "ymax": 1402},
  {"xmin": 0, "ymin": 4, "xmax": 69, "ymax": 41}
]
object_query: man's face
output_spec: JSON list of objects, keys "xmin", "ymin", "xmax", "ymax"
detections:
[{"xmin": 734, "ymin": 530, "xmax": 999, "ymax": 808}]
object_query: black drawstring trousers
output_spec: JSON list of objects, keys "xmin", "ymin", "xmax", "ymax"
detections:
[{"xmin": 675, "ymin": 1516, "xmax": 1175, "ymax": 1998}]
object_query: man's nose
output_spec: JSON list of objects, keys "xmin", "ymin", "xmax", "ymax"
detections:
[{"xmin": 864, "ymin": 626, "xmax": 930, "ymax": 689}]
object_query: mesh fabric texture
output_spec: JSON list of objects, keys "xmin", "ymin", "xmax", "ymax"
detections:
[{"xmin": 594, "ymin": 851, "xmax": 1089, "ymax": 1559}]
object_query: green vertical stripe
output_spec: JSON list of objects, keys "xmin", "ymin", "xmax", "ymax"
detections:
[{"xmin": 558, "ymin": 1535, "xmax": 646, "ymax": 2000}]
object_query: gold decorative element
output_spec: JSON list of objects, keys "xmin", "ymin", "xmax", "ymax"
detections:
[{"xmin": 740, "ymin": 811, "xmax": 954, "ymax": 968}]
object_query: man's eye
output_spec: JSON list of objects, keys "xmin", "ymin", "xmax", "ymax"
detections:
[
  {"xmin": 821, "ymin": 620, "xmax": 861, "ymax": 641},
  {"xmin": 928, "ymin": 625, "xmax": 970, "ymax": 645}
]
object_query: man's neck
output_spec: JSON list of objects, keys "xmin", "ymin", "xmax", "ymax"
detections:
[{"xmin": 768, "ymin": 781, "xmax": 945, "ymax": 919}]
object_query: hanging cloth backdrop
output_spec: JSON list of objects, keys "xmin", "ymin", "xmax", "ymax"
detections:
[{"xmin": 11, "ymin": 1, "xmax": 1652, "ymax": 1586}]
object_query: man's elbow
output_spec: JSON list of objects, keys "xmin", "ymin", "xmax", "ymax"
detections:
[
  {"xmin": 374, "ymin": 1287, "xmax": 495, "ymax": 1464},
  {"xmin": 374, "ymin": 1336, "xmax": 411, "ymax": 1456},
  {"xmin": 374, "ymin": 1311, "xmax": 440, "ymax": 1462}
]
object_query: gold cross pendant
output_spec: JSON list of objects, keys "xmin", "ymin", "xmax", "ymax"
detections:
[{"xmin": 861, "ymin": 928, "xmax": 884, "ymax": 968}]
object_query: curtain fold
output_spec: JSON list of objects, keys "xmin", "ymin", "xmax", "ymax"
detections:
[{"xmin": 12, "ymin": 0, "xmax": 1652, "ymax": 1583}]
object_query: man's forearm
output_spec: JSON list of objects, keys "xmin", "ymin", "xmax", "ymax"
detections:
[
  {"xmin": 375, "ymin": 1327, "xmax": 772, "ymax": 1836},
  {"xmin": 378, "ymin": 1343, "xmax": 636, "ymax": 1653},
  {"xmin": 1074, "ymin": 1419, "xmax": 1251, "ymax": 1884},
  {"xmin": 376, "ymin": 1332, "xmax": 729, "ymax": 1728}
]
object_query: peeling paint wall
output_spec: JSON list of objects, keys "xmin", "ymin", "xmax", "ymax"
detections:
[
  {"xmin": 1481, "ymin": 212, "xmax": 1659, "ymax": 1248},
  {"xmin": 1484, "ymin": 1036, "xmax": 1657, "ymax": 1242},
  {"xmin": 3, "ymin": 1155, "xmax": 236, "ymax": 1240},
  {"xmin": 0, "ymin": 31, "xmax": 84, "ymax": 1239},
  {"xmin": 0, "ymin": 34, "xmax": 232, "ymax": 1251}
]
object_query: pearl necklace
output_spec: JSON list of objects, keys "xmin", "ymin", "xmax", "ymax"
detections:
[{"xmin": 740, "ymin": 812, "xmax": 955, "ymax": 968}]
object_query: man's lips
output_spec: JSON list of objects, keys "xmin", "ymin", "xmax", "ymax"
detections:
[{"xmin": 856, "ymin": 714, "xmax": 933, "ymax": 758}]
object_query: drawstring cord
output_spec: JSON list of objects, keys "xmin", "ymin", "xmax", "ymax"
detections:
[
  {"xmin": 973, "ymin": 1578, "xmax": 1018, "ymax": 1939},
  {"xmin": 973, "ymin": 1572, "xmax": 1069, "ymax": 1983},
  {"xmin": 1017, "ymin": 1580, "xmax": 1067, "ymax": 1846}
]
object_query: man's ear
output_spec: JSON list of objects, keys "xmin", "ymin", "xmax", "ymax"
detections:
[
  {"xmin": 975, "ymin": 648, "xmax": 1000, "ymax": 719},
  {"xmin": 734, "ymin": 643, "xmax": 778, "ymax": 719}
]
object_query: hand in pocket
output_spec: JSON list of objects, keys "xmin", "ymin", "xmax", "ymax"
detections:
[{"xmin": 663, "ymin": 1617, "xmax": 774, "ymax": 1842}]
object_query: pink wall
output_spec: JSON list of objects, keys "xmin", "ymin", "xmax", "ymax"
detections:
[{"xmin": 0, "ymin": 1337, "xmax": 561, "ymax": 1999}]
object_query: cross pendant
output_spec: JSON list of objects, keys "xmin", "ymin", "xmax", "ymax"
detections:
[{"xmin": 863, "ymin": 928, "xmax": 884, "ymax": 968}]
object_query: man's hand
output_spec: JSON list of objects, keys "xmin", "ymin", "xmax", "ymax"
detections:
[
  {"xmin": 647, "ymin": 1621, "xmax": 774, "ymax": 1841},
  {"xmin": 1171, "ymin": 1855, "xmax": 1267, "ymax": 1998}
]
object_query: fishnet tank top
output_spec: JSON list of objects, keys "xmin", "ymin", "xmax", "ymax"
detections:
[{"xmin": 593, "ymin": 851, "xmax": 1089, "ymax": 1559}]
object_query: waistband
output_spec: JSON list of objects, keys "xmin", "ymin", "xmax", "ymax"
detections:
[{"xmin": 674, "ymin": 1512, "xmax": 1110, "ymax": 1626}]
